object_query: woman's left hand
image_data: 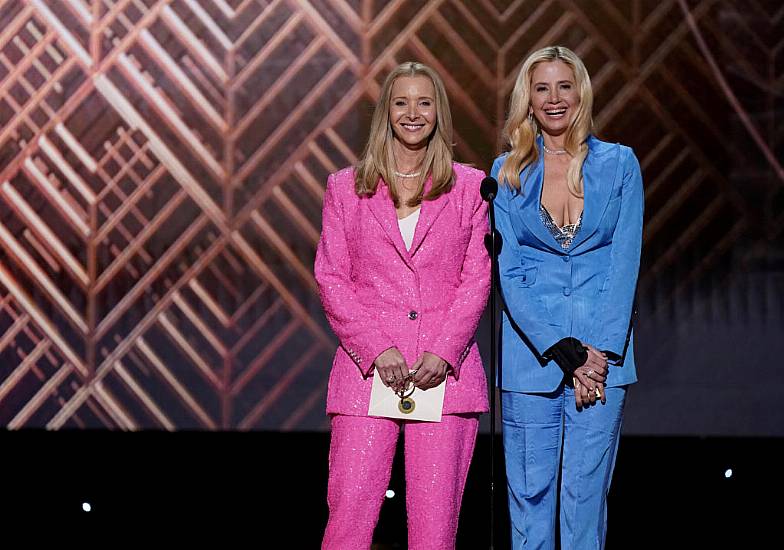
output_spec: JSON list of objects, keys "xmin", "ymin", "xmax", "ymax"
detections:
[
  {"xmin": 573, "ymin": 344, "xmax": 608, "ymax": 408},
  {"xmin": 411, "ymin": 352, "xmax": 449, "ymax": 390}
]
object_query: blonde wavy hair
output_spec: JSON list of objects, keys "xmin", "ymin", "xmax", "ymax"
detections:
[
  {"xmin": 499, "ymin": 46, "xmax": 594, "ymax": 196},
  {"xmin": 354, "ymin": 62, "xmax": 454, "ymax": 206}
]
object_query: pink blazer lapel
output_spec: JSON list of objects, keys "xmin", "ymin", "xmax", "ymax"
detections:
[
  {"xmin": 366, "ymin": 177, "xmax": 451, "ymax": 263},
  {"xmin": 366, "ymin": 183, "xmax": 413, "ymax": 267},
  {"xmin": 409, "ymin": 189, "xmax": 449, "ymax": 256}
]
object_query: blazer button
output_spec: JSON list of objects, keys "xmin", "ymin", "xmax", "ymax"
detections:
[
  {"xmin": 408, "ymin": 310, "xmax": 418, "ymax": 320},
  {"xmin": 563, "ymin": 287, "xmax": 571, "ymax": 296},
  {"xmin": 562, "ymin": 256, "xmax": 570, "ymax": 262}
]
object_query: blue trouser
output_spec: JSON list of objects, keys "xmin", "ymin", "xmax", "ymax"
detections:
[{"xmin": 501, "ymin": 385, "xmax": 627, "ymax": 550}]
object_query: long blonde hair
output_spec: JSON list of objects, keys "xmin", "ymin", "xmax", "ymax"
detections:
[
  {"xmin": 499, "ymin": 46, "xmax": 593, "ymax": 196},
  {"xmin": 355, "ymin": 62, "xmax": 454, "ymax": 206}
]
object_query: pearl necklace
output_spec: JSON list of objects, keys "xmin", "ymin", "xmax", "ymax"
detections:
[
  {"xmin": 543, "ymin": 144, "xmax": 567, "ymax": 155},
  {"xmin": 394, "ymin": 171, "xmax": 421, "ymax": 178}
]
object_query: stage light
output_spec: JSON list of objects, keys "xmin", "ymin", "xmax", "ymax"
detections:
[
  {"xmin": 724, "ymin": 469, "xmax": 733, "ymax": 479},
  {"xmin": 82, "ymin": 502, "xmax": 92, "ymax": 512},
  {"xmin": 385, "ymin": 489, "xmax": 395, "ymax": 499}
]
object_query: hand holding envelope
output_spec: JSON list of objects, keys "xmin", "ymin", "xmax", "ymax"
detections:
[{"xmin": 368, "ymin": 368, "xmax": 446, "ymax": 422}]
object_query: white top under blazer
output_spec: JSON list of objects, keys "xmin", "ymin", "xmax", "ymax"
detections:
[{"xmin": 398, "ymin": 208, "xmax": 421, "ymax": 250}]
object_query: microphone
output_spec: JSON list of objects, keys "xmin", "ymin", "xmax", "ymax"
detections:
[
  {"xmin": 480, "ymin": 174, "xmax": 500, "ymax": 550},
  {"xmin": 480, "ymin": 176, "xmax": 498, "ymax": 201}
]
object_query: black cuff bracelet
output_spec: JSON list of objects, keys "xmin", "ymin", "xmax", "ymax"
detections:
[{"xmin": 544, "ymin": 337, "xmax": 588, "ymax": 375}]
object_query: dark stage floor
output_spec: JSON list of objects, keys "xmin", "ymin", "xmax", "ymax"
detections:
[{"xmin": 0, "ymin": 430, "xmax": 777, "ymax": 547}]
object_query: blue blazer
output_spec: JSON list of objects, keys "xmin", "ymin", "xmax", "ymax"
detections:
[{"xmin": 491, "ymin": 135, "xmax": 643, "ymax": 392}]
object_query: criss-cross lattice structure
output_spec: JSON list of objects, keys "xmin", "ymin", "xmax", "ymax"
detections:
[{"xmin": 0, "ymin": 0, "xmax": 781, "ymax": 430}]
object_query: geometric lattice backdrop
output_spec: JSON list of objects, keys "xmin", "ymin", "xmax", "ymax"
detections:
[{"xmin": 0, "ymin": 1, "xmax": 781, "ymax": 432}]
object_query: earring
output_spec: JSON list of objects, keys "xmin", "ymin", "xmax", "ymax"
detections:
[{"xmin": 527, "ymin": 111, "xmax": 533, "ymax": 124}]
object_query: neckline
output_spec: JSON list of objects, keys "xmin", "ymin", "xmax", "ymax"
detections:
[
  {"xmin": 397, "ymin": 207, "xmax": 421, "ymax": 222},
  {"xmin": 539, "ymin": 159, "xmax": 583, "ymax": 231},
  {"xmin": 540, "ymin": 204, "xmax": 582, "ymax": 230}
]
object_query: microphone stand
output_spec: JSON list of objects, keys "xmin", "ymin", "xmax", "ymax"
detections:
[{"xmin": 481, "ymin": 177, "xmax": 500, "ymax": 550}]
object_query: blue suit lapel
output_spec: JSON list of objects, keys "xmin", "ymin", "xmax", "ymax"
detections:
[
  {"xmin": 569, "ymin": 137, "xmax": 623, "ymax": 251},
  {"xmin": 513, "ymin": 148, "xmax": 563, "ymax": 254}
]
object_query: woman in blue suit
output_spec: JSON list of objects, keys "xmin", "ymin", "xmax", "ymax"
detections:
[{"xmin": 491, "ymin": 46, "xmax": 643, "ymax": 550}]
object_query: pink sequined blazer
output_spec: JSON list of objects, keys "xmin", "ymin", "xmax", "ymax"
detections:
[{"xmin": 315, "ymin": 163, "xmax": 491, "ymax": 416}]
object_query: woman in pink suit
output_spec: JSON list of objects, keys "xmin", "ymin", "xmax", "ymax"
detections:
[{"xmin": 315, "ymin": 61, "xmax": 490, "ymax": 550}]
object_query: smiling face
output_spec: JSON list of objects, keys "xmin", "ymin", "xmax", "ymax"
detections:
[
  {"xmin": 529, "ymin": 60, "xmax": 580, "ymax": 139},
  {"xmin": 388, "ymin": 75, "xmax": 437, "ymax": 152}
]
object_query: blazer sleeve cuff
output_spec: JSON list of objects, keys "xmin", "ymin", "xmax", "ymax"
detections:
[
  {"xmin": 346, "ymin": 339, "xmax": 395, "ymax": 377},
  {"xmin": 424, "ymin": 343, "xmax": 469, "ymax": 381},
  {"xmin": 597, "ymin": 337, "xmax": 626, "ymax": 365},
  {"xmin": 528, "ymin": 330, "xmax": 563, "ymax": 362}
]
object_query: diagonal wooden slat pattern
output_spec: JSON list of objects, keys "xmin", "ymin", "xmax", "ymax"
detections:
[{"xmin": 0, "ymin": 0, "xmax": 780, "ymax": 430}]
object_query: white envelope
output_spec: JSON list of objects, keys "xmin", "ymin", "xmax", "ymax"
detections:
[{"xmin": 367, "ymin": 372, "xmax": 445, "ymax": 422}]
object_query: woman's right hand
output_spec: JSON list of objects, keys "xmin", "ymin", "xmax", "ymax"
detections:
[
  {"xmin": 373, "ymin": 348, "xmax": 408, "ymax": 390},
  {"xmin": 573, "ymin": 344, "xmax": 608, "ymax": 408}
]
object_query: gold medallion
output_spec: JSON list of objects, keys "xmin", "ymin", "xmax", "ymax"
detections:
[
  {"xmin": 398, "ymin": 397, "xmax": 415, "ymax": 414},
  {"xmin": 396, "ymin": 376, "xmax": 417, "ymax": 414}
]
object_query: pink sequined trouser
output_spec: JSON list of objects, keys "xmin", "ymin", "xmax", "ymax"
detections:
[{"xmin": 322, "ymin": 413, "xmax": 479, "ymax": 550}]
